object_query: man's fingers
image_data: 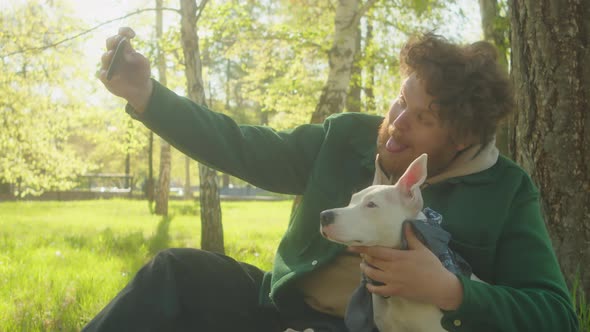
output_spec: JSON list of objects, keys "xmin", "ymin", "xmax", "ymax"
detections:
[
  {"xmin": 362, "ymin": 252, "xmax": 387, "ymax": 269},
  {"xmin": 355, "ymin": 245, "xmax": 405, "ymax": 261},
  {"xmin": 100, "ymin": 50, "xmax": 114, "ymax": 68},
  {"xmin": 366, "ymin": 282, "xmax": 402, "ymax": 298},
  {"xmin": 118, "ymin": 26, "xmax": 136, "ymax": 38},
  {"xmin": 361, "ymin": 260, "xmax": 388, "ymax": 281},
  {"xmin": 106, "ymin": 27, "xmax": 136, "ymax": 50},
  {"xmin": 106, "ymin": 35, "xmax": 122, "ymax": 51}
]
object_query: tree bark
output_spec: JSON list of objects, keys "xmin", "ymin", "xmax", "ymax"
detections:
[
  {"xmin": 309, "ymin": 0, "xmax": 361, "ymax": 123},
  {"xmin": 364, "ymin": 12, "xmax": 376, "ymax": 113},
  {"xmin": 222, "ymin": 173, "xmax": 230, "ymax": 188},
  {"xmin": 295, "ymin": 0, "xmax": 376, "ymax": 214},
  {"xmin": 184, "ymin": 156, "xmax": 192, "ymax": 199},
  {"xmin": 346, "ymin": 23, "xmax": 362, "ymax": 113},
  {"xmin": 154, "ymin": 0, "xmax": 171, "ymax": 216},
  {"xmin": 146, "ymin": 131, "xmax": 155, "ymax": 203},
  {"xmin": 180, "ymin": 0, "xmax": 224, "ymax": 254},
  {"xmin": 155, "ymin": 141, "xmax": 171, "ymax": 216},
  {"xmin": 509, "ymin": 0, "xmax": 590, "ymax": 299},
  {"xmin": 198, "ymin": 163, "xmax": 223, "ymax": 253}
]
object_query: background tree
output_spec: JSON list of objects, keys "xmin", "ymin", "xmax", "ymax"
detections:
[
  {"xmin": 508, "ymin": 0, "xmax": 590, "ymax": 301},
  {"xmin": 179, "ymin": 0, "xmax": 224, "ymax": 254},
  {"xmin": 478, "ymin": 0, "xmax": 511, "ymax": 155},
  {"xmin": 310, "ymin": 0, "xmax": 378, "ymax": 123},
  {"xmin": 154, "ymin": 0, "xmax": 172, "ymax": 216}
]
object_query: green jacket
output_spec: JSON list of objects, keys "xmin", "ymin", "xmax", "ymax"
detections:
[{"xmin": 129, "ymin": 80, "xmax": 578, "ymax": 332}]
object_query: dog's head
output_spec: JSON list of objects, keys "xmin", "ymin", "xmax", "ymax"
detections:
[{"xmin": 320, "ymin": 153, "xmax": 428, "ymax": 247}]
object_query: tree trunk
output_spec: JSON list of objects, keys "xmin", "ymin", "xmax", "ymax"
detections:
[
  {"xmin": 346, "ymin": 23, "xmax": 362, "ymax": 113},
  {"xmin": 154, "ymin": 0, "xmax": 171, "ymax": 216},
  {"xmin": 479, "ymin": 0, "xmax": 509, "ymax": 67},
  {"xmin": 509, "ymin": 0, "xmax": 590, "ymax": 299},
  {"xmin": 155, "ymin": 141, "xmax": 171, "ymax": 216},
  {"xmin": 180, "ymin": 0, "xmax": 224, "ymax": 254},
  {"xmin": 364, "ymin": 12, "xmax": 376, "ymax": 113},
  {"xmin": 479, "ymin": 0, "xmax": 511, "ymax": 156},
  {"xmin": 309, "ymin": 0, "xmax": 361, "ymax": 123},
  {"xmin": 222, "ymin": 173, "xmax": 230, "ymax": 188},
  {"xmin": 198, "ymin": 163, "xmax": 223, "ymax": 253},
  {"xmin": 184, "ymin": 156, "xmax": 192, "ymax": 199},
  {"xmin": 295, "ymin": 0, "xmax": 376, "ymax": 214},
  {"xmin": 146, "ymin": 131, "xmax": 155, "ymax": 203}
]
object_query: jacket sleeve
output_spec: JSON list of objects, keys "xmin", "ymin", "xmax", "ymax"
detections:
[
  {"xmin": 128, "ymin": 80, "xmax": 326, "ymax": 195},
  {"xmin": 441, "ymin": 177, "xmax": 579, "ymax": 331}
]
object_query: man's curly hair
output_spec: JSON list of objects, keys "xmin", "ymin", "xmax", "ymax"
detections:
[{"xmin": 400, "ymin": 32, "xmax": 514, "ymax": 145}]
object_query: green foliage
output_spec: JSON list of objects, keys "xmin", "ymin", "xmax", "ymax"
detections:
[
  {"xmin": 0, "ymin": 1, "xmax": 153, "ymax": 196},
  {"xmin": 0, "ymin": 1, "xmax": 88, "ymax": 195},
  {"xmin": 199, "ymin": 0, "xmax": 332, "ymax": 129},
  {"xmin": 0, "ymin": 0, "xmax": 486, "ymax": 195},
  {"xmin": 493, "ymin": 0, "xmax": 511, "ymax": 67},
  {"xmin": 0, "ymin": 199, "xmax": 291, "ymax": 331},
  {"xmin": 572, "ymin": 270, "xmax": 590, "ymax": 331}
]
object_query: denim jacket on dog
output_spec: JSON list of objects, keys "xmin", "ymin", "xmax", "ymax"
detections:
[{"xmin": 345, "ymin": 208, "xmax": 472, "ymax": 332}]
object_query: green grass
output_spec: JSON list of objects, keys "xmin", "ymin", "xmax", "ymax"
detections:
[
  {"xmin": 572, "ymin": 270, "xmax": 590, "ymax": 331},
  {"xmin": 0, "ymin": 199, "xmax": 292, "ymax": 332},
  {"xmin": 2, "ymin": 199, "xmax": 588, "ymax": 331}
]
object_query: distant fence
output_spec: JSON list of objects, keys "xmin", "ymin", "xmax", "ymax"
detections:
[
  {"xmin": 0, "ymin": 187, "xmax": 291, "ymax": 202},
  {"xmin": 0, "ymin": 174, "xmax": 292, "ymax": 202}
]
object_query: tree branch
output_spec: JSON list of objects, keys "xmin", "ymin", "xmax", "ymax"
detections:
[
  {"xmin": 0, "ymin": 7, "xmax": 180, "ymax": 59},
  {"xmin": 196, "ymin": 0, "xmax": 210, "ymax": 23},
  {"xmin": 353, "ymin": 0, "xmax": 379, "ymax": 26}
]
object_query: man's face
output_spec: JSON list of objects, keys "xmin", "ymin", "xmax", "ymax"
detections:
[{"xmin": 377, "ymin": 74, "xmax": 464, "ymax": 179}]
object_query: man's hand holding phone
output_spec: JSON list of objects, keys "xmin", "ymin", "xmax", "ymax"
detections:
[{"xmin": 99, "ymin": 27, "xmax": 153, "ymax": 114}]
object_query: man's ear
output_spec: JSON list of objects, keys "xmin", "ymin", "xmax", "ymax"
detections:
[
  {"xmin": 396, "ymin": 153, "xmax": 427, "ymax": 197},
  {"xmin": 455, "ymin": 143, "xmax": 467, "ymax": 151},
  {"xmin": 453, "ymin": 131, "xmax": 479, "ymax": 152}
]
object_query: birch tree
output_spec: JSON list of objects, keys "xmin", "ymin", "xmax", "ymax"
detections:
[
  {"xmin": 180, "ymin": 0, "xmax": 224, "ymax": 254},
  {"xmin": 154, "ymin": 0, "xmax": 172, "ymax": 216},
  {"xmin": 309, "ymin": 0, "xmax": 379, "ymax": 123}
]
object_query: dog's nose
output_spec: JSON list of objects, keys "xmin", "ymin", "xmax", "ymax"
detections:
[{"xmin": 320, "ymin": 210, "xmax": 334, "ymax": 226}]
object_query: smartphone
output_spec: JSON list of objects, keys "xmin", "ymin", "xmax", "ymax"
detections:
[{"xmin": 106, "ymin": 37, "xmax": 127, "ymax": 80}]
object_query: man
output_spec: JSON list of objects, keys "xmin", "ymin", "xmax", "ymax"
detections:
[{"xmin": 85, "ymin": 27, "xmax": 578, "ymax": 332}]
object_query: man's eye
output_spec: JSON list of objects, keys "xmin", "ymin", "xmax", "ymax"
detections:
[
  {"xmin": 417, "ymin": 112, "xmax": 435, "ymax": 126},
  {"xmin": 366, "ymin": 201, "xmax": 378, "ymax": 208}
]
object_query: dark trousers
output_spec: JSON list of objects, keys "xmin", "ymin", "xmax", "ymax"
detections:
[{"xmin": 82, "ymin": 248, "xmax": 348, "ymax": 332}]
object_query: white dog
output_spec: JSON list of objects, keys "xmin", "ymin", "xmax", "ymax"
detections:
[{"xmin": 320, "ymin": 154, "xmax": 478, "ymax": 332}]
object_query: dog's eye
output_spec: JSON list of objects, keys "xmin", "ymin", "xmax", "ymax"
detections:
[{"xmin": 366, "ymin": 201, "xmax": 378, "ymax": 208}]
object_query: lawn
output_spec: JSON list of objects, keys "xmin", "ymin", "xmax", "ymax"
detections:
[
  {"xmin": 2, "ymin": 199, "xmax": 588, "ymax": 332},
  {"xmin": 0, "ymin": 199, "xmax": 292, "ymax": 332}
]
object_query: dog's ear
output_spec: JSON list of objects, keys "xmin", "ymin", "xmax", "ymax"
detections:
[{"xmin": 395, "ymin": 154, "xmax": 427, "ymax": 212}]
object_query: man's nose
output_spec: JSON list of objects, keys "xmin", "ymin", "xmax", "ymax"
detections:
[
  {"xmin": 392, "ymin": 110, "xmax": 409, "ymax": 130},
  {"xmin": 320, "ymin": 210, "xmax": 334, "ymax": 226}
]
